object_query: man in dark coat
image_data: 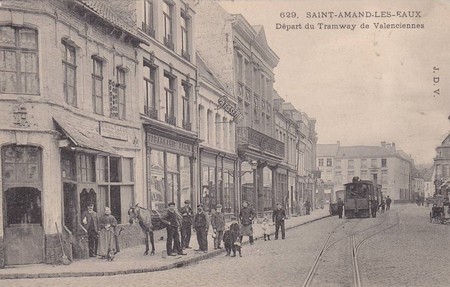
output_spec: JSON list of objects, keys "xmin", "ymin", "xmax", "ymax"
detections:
[
  {"xmin": 386, "ymin": 196, "xmax": 392, "ymax": 210},
  {"xmin": 239, "ymin": 201, "xmax": 255, "ymax": 244},
  {"xmin": 305, "ymin": 200, "xmax": 311, "ymax": 215},
  {"xmin": 179, "ymin": 200, "xmax": 193, "ymax": 249},
  {"xmin": 211, "ymin": 204, "xmax": 226, "ymax": 249},
  {"xmin": 337, "ymin": 198, "xmax": 344, "ymax": 219},
  {"xmin": 273, "ymin": 202, "xmax": 286, "ymax": 240},
  {"xmin": 193, "ymin": 204, "xmax": 209, "ymax": 253},
  {"xmin": 81, "ymin": 203, "xmax": 99, "ymax": 257},
  {"xmin": 161, "ymin": 202, "xmax": 186, "ymax": 256}
]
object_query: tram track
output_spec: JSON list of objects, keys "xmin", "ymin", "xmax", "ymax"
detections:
[{"xmin": 302, "ymin": 210, "xmax": 402, "ymax": 287}]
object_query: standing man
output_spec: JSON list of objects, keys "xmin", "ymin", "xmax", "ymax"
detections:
[
  {"xmin": 161, "ymin": 202, "xmax": 186, "ymax": 256},
  {"xmin": 337, "ymin": 198, "xmax": 344, "ymax": 219},
  {"xmin": 211, "ymin": 204, "xmax": 226, "ymax": 249},
  {"xmin": 273, "ymin": 202, "xmax": 286, "ymax": 240},
  {"xmin": 81, "ymin": 203, "xmax": 99, "ymax": 257},
  {"xmin": 180, "ymin": 200, "xmax": 193, "ymax": 249},
  {"xmin": 304, "ymin": 199, "xmax": 311, "ymax": 215},
  {"xmin": 239, "ymin": 201, "xmax": 255, "ymax": 245},
  {"xmin": 193, "ymin": 204, "xmax": 209, "ymax": 253},
  {"xmin": 386, "ymin": 196, "xmax": 392, "ymax": 210}
]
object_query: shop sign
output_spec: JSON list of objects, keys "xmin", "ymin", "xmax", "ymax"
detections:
[
  {"xmin": 218, "ymin": 96, "xmax": 244, "ymax": 123},
  {"xmin": 147, "ymin": 134, "xmax": 192, "ymax": 155},
  {"xmin": 99, "ymin": 122, "xmax": 128, "ymax": 141}
]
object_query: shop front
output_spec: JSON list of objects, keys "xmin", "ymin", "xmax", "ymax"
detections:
[
  {"xmin": 145, "ymin": 126, "xmax": 198, "ymax": 213},
  {"xmin": 199, "ymin": 148, "xmax": 237, "ymax": 215},
  {"xmin": 54, "ymin": 116, "xmax": 140, "ymax": 259}
]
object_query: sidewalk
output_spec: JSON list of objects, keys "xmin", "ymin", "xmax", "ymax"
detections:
[{"xmin": 0, "ymin": 208, "xmax": 330, "ymax": 280}]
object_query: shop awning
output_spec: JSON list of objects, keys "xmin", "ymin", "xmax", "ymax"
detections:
[{"xmin": 53, "ymin": 117, "xmax": 117, "ymax": 155}]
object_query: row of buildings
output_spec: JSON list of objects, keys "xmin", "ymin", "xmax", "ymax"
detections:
[
  {"xmin": 0, "ymin": 0, "xmax": 318, "ymax": 266},
  {"xmin": 316, "ymin": 141, "xmax": 425, "ymax": 203}
]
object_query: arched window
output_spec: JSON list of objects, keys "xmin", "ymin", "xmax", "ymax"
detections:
[{"xmin": 0, "ymin": 26, "xmax": 39, "ymax": 94}]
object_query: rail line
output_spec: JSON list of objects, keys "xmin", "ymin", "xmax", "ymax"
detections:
[{"xmin": 302, "ymin": 211, "xmax": 401, "ymax": 287}]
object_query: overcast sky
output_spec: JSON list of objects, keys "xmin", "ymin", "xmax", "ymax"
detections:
[{"xmin": 218, "ymin": 0, "xmax": 450, "ymax": 165}]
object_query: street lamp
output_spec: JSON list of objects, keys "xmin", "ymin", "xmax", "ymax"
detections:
[{"xmin": 250, "ymin": 160, "xmax": 258, "ymax": 219}]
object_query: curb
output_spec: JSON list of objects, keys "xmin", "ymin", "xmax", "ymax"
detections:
[{"xmin": 0, "ymin": 214, "xmax": 330, "ymax": 280}]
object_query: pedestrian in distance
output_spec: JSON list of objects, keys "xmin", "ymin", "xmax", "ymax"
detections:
[
  {"xmin": 81, "ymin": 202, "xmax": 99, "ymax": 257},
  {"xmin": 193, "ymin": 204, "xmax": 209, "ymax": 253},
  {"xmin": 386, "ymin": 196, "xmax": 392, "ymax": 210},
  {"xmin": 97, "ymin": 207, "xmax": 117, "ymax": 260},
  {"xmin": 180, "ymin": 199, "xmax": 193, "ymax": 250},
  {"xmin": 337, "ymin": 198, "xmax": 344, "ymax": 219},
  {"xmin": 261, "ymin": 216, "xmax": 271, "ymax": 241},
  {"xmin": 211, "ymin": 204, "xmax": 226, "ymax": 250},
  {"xmin": 380, "ymin": 200, "xmax": 386, "ymax": 214},
  {"xmin": 304, "ymin": 199, "xmax": 311, "ymax": 215},
  {"xmin": 161, "ymin": 202, "xmax": 186, "ymax": 256},
  {"xmin": 239, "ymin": 201, "xmax": 255, "ymax": 245},
  {"xmin": 273, "ymin": 202, "xmax": 286, "ymax": 240}
]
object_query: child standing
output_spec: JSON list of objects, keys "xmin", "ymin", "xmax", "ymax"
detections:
[{"xmin": 261, "ymin": 217, "xmax": 271, "ymax": 241}]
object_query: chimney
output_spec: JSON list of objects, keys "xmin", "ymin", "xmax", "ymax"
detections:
[
  {"xmin": 386, "ymin": 143, "xmax": 392, "ymax": 150},
  {"xmin": 392, "ymin": 142, "xmax": 396, "ymax": 150},
  {"xmin": 381, "ymin": 141, "xmax": 386, "ymax": 148},
  {"xmin": 337, "ymin": 141, "xmax": 340, "ymax": 147}
]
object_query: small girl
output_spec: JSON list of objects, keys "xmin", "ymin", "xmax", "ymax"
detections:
[{"xmin": 261, "ymin": 217, "xmax": 271, "ymax": 241}]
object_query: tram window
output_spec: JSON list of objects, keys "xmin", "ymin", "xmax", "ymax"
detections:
[{"xmin": 6, "ymin": 187, "xmax": 42, "ymax": 226}]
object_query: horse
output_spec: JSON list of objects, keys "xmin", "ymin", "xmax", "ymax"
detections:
[{"xmin": 128, "ymin": 203, "xmax": 155, "ymax": 256}]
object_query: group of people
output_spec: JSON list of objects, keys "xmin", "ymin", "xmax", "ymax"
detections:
[
  {"xmin": 335, "ymin": 196, "xmax": 392, "ymax": 219},
  {"xmin": 82, "ymin": 203, "xmax": 120, "ymax": 259},
  {"xmin": 160, "ymin": 200, "xmax": 288, "ymax": 257},
  {"xmin": 84, "ymin": 199, "xmax": 289, "ymax": 259}
]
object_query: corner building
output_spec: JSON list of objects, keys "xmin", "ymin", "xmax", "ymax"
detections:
[
  {"xmin": 0, "ymin": 0, "xmax": 147, "ymax": 266},
  {"xmin": 191, "ymin": 1, "xmax": 284, "ymax": 217},
  {"xmin": 136, "ymin": 0, "xmax": 199, "ymax": 213}
]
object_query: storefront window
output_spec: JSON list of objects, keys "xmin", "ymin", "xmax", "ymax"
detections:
[
  {"xmin": 180, "ymin": 156, "xmax": 191, "ymax": 205},
  {"xmin": 150, "ymin": 150, "xmax": 165, "ymax": 212},
  {"xmin": 202, "ymin": 165, "xmax": 215, "ymax": 210}
]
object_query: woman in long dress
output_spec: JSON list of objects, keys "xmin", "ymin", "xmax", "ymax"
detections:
[{"xmin": 97, "ymin": 207, "xmax": 117, "ymax": 259}]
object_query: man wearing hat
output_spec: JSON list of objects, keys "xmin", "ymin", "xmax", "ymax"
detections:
[
  {"xmin": 179, "ymin": 199, "xmax": 193, "ymax": 249},
  {"xmin": 81, "ymin": 202, "xmax": 99, "ymax": 257},
  {"xmin": 272, "ymin": 202, "xmax": 287, "ymax": 240},
  {"xmin": 161, "ymin": 202, "xmax": 186, "ymax": 256},
  {"xmin": 239, "ymin": 201, "xmax": 255, "ymax": 244},
  {"xmin": 193, "ymin": 204, "xmax": 209, "ymax": 253},
  {"xmin": 211, "ymin": 204, "xmax": 226, "ymax": 249}
]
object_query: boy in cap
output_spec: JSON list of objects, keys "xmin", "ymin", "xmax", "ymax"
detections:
[
  {"xmin": 180, "ymin": 199, "xmax": 193, "ymax": 249},
  {"xmin": 193, "ymin": 204, "xmax": 209, "ymax": 253},
  {"xmin": 211, "ymin": 204, "xmax": 226, "ymax": 249}
]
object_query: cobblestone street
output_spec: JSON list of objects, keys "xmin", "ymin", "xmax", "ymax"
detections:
[{"xmin": 3, "ymin": 204, "xmax": 449, "ymax": 287}]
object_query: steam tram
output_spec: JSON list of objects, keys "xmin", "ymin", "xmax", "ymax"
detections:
[{"xmin": 344, "ymin": 177, "xmax": 382, "ymax": 218}]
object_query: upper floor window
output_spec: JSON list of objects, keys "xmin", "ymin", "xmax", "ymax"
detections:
[
  {"xmin": 92, "ymin": 58, "xmax": 103, "ymax": 115},
  {"xmin": 163, "ymin": 1, "xmax": 174, "ymax": 50},
  {"xmin": 371, "ymin": 158, "xmax": 377, "ymax": 168},
  {"xmin": 360, "ymin": 158, "xmax": 367, "ymax": 168},
  {"xmin": 143, "ymin": 61, "xmax": 157, "ymax": 119},
  {"xmin": 0, "ymin": 26, "xmax": 39, "ymax": 94},
  {"xmin": 381, "ymin": 158, "xmax": 387, "ymax": 167},
  {"xmin": 164, "ymin": 72, "xmax": 175, "ymax": 125},
  {"xmin": 142, "ymin": 0, "xmax": 155, "ymax": 37},
  {"xmin": 62, "ymin": 41, "xmax": 76, "ymax": 106},
  {"xmin": 180, "ymin": 11, "xmax": 190, "ymax": 61},
  {"xmin": 326, "ymin": 158, "xmax": 332, "ymax": 167},
  {"xmin": 236, "ymin": 54, "xmax": 243, "ymax": 83},
  {"xmin": 318, "ymin": 158, "xmax": 324, "ymax": 167},
  {"xmin": 116, "ymin": 68, "xmax": 126, "ymax": 119},
  {"xmin": 181, "ymin": 82, "xmax": 191, "ymax": 130}
]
